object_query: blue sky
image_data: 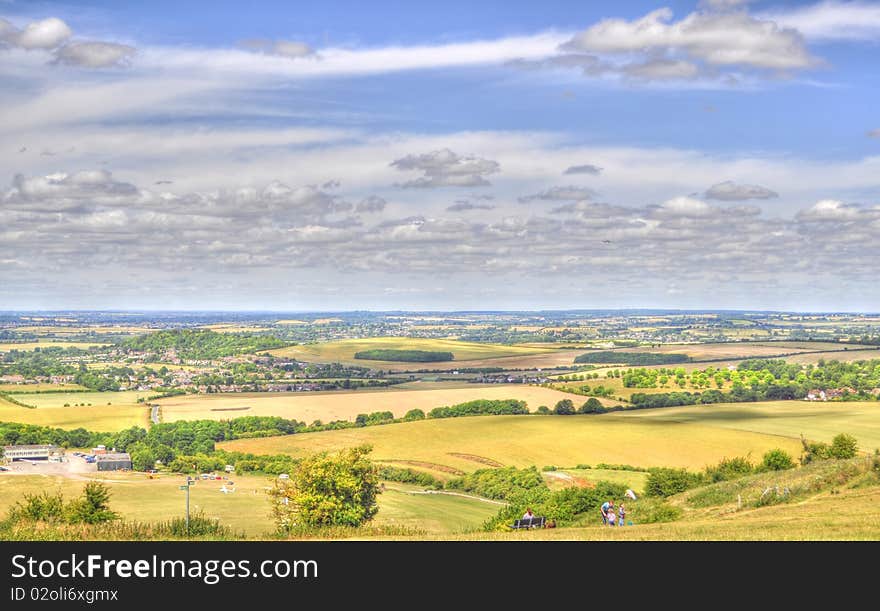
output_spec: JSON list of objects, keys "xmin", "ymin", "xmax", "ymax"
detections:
[{"xmin": 1, "ymin": 1, "xmax": 880, "ymax": 310}]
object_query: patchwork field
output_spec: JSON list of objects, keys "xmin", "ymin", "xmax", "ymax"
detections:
[
  {"xmin": 156, "ymin": 382, "xmax": 588, "ymax": 424},
  {"xmin": 614, "ymin": 400, "xmax": 880, "ymax": 452},
  {"xmin": 0, "ymin": 473, "xmax": 497, "ymax": 537},
  {"xmin": 219, "ymin": 414, "xmax": 804, "ymax": 478},
  {"xmin": 0, "ymin": 397, "xmax": 149, "ymax": 431}
]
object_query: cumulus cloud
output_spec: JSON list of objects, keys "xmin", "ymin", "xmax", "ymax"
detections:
[
  {"xmin": 519, "ymin": 186, "xmax": 597, "ymax": 203},
  {"xmin": 796, "ymin": 199, "xmax": 877, "ymax": 222},
  {"xmin": 4, "ymin": 170, "xmax": 139, "ymax": 211},
  {"xmin": 390, "ymin": 149, "xmax": 500, "ymax": 188},
  {"xmin": 53, "ymin": 41, "xmax": 136, "ymax": 68},
  {"xmin": 563, "ymin": 164, "xmax": 602, "ymax": 175},
  {"xmin": 0, "ymin": 15, "xmax": 136, "ymax": 69},
  {"xmin": 562, "ymin": 7, "xmax": 815, "ymax": 72},
  {"xmin": 11, "ymin": 17, "xmax": 72, "ymax": 50},
  {"xmin": 705, "ymin": 180, "xmax": 779, "ymax": 201}
]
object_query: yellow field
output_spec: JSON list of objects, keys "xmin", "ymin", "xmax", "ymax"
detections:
[
  {"xmin": 220, "ymin": 414, "xmax": 803, "ymax": 477},
  {"xmin": 0, "ymin": 398, "xmax": 149, "ymax": 430},
  {"xmin": 0, "ymin": 341, "xmax": 109, "ymax": 352},
  {"xmin": 157, "ymin": 382, "xmax": 588, "ymax": 424},
  {"xmin": 607, "ymin": 341, "xmax": 860, "ymax": 362},
  {"xmin": 8, "ymin": 390, "xmax": 154, "ymax": 408},
  {"xmin": 614, "ymin": 400, "xmax": 880, "ymax": 451},
  {"xmin": 0, "ymin": 383, "xmax": 87, "ymax": 392}
]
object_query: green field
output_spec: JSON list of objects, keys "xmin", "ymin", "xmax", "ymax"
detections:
[
  {"xmin": 0, "ymin": 473, "xmax": 497, "ymax": 537},
  {"xmin": 220, "ymin": 413, "xmax": 804, "ymax": 478},
  {"xmin": 267, "ymin": 337, "xmax": 556, "ymax": 365},
  {"xmin": 157, "ymin": 382, "xmax": 589, "ymax": 424},
  {"xmin": 614, "ymin": 401, "xmax": 880, "ymax": 452}
]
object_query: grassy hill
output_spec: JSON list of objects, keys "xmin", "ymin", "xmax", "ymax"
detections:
[{"xmin": 220, "ymin": 412, "xmax": 804, "ymax": 478}]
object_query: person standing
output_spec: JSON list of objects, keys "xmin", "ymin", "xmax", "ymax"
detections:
[
  {"xmin": 600, "ymin": 500, "xmax": 614, "ymax": 525},
  {"xmin": 618, "ymin": 504, "xmax": 626, "ymax": 527}
]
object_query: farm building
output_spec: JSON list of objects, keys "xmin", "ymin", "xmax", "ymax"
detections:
[
  {"xmin": 2, "ymin": 444, "xmax": 59, "ymax": 462},
  {"xmin": 96, "ymin": 452, "xmax": 132, "ymax": 471}
]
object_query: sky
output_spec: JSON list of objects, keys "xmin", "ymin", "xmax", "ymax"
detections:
[{"xmin": 1, "ymin": 0, "xmax": 879, "ymax": 312}]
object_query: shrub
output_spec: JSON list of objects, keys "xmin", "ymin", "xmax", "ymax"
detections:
[
  {"xmin": 578, "ymin": 397, "xmax": 605, "ymax": 414},
  {"xmin": 704, "ymin": 456, "xmax": 754, "ymax": 482},
  {"xmin": 66, "ymin": 482, "xmax": 119, "ymax": 524},
  {"xmin": 761, "ymin": 449, "xmax": 795, "ymax": 471},
  {"xmin": 536, "ymin": 405, "xmax": 550, "ymax": 415},
  {"xmin": 627, "ymin": 498, "xmax": 682, "ymax": 523},
  {"xmin": 541, "ymin": 465, "xmax": 558, "ymax": 472},
  {"xmin": 9, "ymin": 492, "xmax": 66, "ymax": 523},
  {"xmin": 553, "ymin": 399, "xmax": 575, "ymax": 415},
  {"xmin": 402, "ymin": 409, "xmax": 426, "ymax": 421},
  {"xmin": 829, "ymin": 433, "xmax": 858, "ymax": 459},
  {"xmin": 645, "ymin": 468, "xmax": 703, "ymax": 497}
]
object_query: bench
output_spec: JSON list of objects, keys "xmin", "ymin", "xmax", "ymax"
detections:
[{"xmin": 511, "ymin": 516, "xmax": 546, "ymax": 529}]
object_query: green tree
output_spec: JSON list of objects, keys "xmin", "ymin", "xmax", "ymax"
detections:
[
  {"xmin": 268, "ymin": 445, "xmax": 380, "ymax": 532},
  {"xmin": 553, "ymin": 399, "xmax": 575, "ymax": 415},
  {"xmin": 66, "ymin": 482, "xmax": 118, "ymax": 524},
  {"xmin": 761, "ymin": 449, "xmax": 795, "ymax": 471},
  {"xmin": 578, "ymin": 397, "xmax": 604, "ymax": 414},
  {"xmin": 130, "ymin": 446, "xmax": 156, "ymax": 471},
  {"xmin": 829, "ymin": 433, "xmax": 858, "ymax": 459},
  {"xmin": 402, "ymin": 409, "xmax": 425, "ymax": 421}
]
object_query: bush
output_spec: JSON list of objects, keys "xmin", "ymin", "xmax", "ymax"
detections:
[
  {"xmin": 428, "ymin": 399, "xmax": 528, "ymax": 419},
  {"xmin": 578, "ymin": 397, "xmax": 605, "ymax": 414},
  {"xmin": 645, "ymin": 468, "xmax": 703, "ymax": 497},
  {"xmin": 353, "ymin": 350, "xmax": 453, "ymax": 362},
  {"xmin": 761, "ymin": 449, "xmax": 795, "ymax": 471},
  {"xmin": 377, "ymin": 466, "xmax": 442, "ymax": 489},
  {"xmin": 402, "ymin": 409, "xmax": 426, "ymax": 421},
  {"xmin": 553, "ymin": 399, "xmax": 575, "ymax": 415},
  {"xmin": 704, "ymin": 456, "xmax": 754, "ymax": 483},
  {"xmin": 829, "ymin": 433, "xmax": 858, "ymax": 459},
  {"xmin": 535, "ymin": 405, "xmax": 550, "ymax": 415},
  {"xmin": 66, "ymin": 482, "xmax": 119, "ymax": 524},
  {"xmin": 541, "ymin": 465, "xmax": 558, "ymax": 472},
  {"xmin": 9, "ymin": 492, "xmax": 66, "ymax": 523},
  {"xmin": 627, "ymin": 498, "xmax": 682, "ymax": 523}
]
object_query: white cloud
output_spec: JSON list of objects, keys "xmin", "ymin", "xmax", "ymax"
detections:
[
  {"xmin": 705, "ymin": 180, "xmax": 779, "ymax": 200},
  {"xmin": 13, "ymin": 17, "xmax": 71, "ymax": 50},
  {"xmin": 563, "ymin": 7, "xmax": 816, "ymax": 70},
  {"xmin": 796, "ymin": 199, "xmax": 867, "ymax": 221},
  {"xmin": 240, "ymin": 38, "xmax": 314, "ymax": 58},
  {"xmin": 54, "ymin": 41, "xmax": 136, "ymax": 68},
  {"xmin": 391, "ymin": 148, "xmax": 500, "ymax": 188},
  {"xmin": 763, "ymin": 1, "xmax": 880, "ymax": 42}
]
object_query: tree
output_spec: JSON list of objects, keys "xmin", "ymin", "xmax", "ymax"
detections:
[
  {"xmin": 536, "ymin": 405, "xmax": 550, "ymax": 415},
  {"xmin": 829, "ymin": 433, "xmax": 858, "ymax": 459},
  {"xmin": 66, "ymin": 482, "xmax": 118, "ymax": 524},
  {"xmin": 402, "ymin": 409, "xmax": 425, "ymax": 421},
  {"xmin": 578, "ymin": 397, "xmax": 604, "ymax": 414},
  {"xmin": 268, "ymin": 445, "xmax": 380, "ymax": 533},
  {"xmin": 553, "ymin": 399, "xmax": 575, "ymax": 415},
  {"xmin": 130, "ymin": 446, "xmax": 156, "ymax": 471},
  {"xmin": 761, "ymin": 448, "xmax": 795, "ymax": 471}
]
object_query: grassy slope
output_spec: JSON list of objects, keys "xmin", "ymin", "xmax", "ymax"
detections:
[
  {"xmin": 8, "ymin": 390, "xmax": 154, "ymax": 408},
  {"xmin": 613, "ymin": 401, "xmax": 880, "ymax": 451},
  {"xmin": 157, "ymin": 382, "xmax": 590, "ymax": 424},
  {"xmin": 0, "ymin": 473, "xmax": 497, "ymax": 537},
  {"xmin": 220, "ymin": 414, "xmax": 804, "ymax": 477}
]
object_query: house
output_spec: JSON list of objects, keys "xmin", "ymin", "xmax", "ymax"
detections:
[
  {"xmin": 96, "ymin": 452, "xmax": 132, "ymax": 471},
  {"xmin": 805, "ymin": 389, "xmax": 827, "ymax": 401},
  {"xmin": 0, "ymin": 374, "xmax": 25, "ymax": 384},
  {"xmin": 3, "ymin": 444, "xmax": 58, "ymax": 462}
]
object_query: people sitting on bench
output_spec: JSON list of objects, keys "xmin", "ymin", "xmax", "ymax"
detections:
[{"xmin": 512, "ymin": 508, "xmax": 546, "ymax": 529}]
